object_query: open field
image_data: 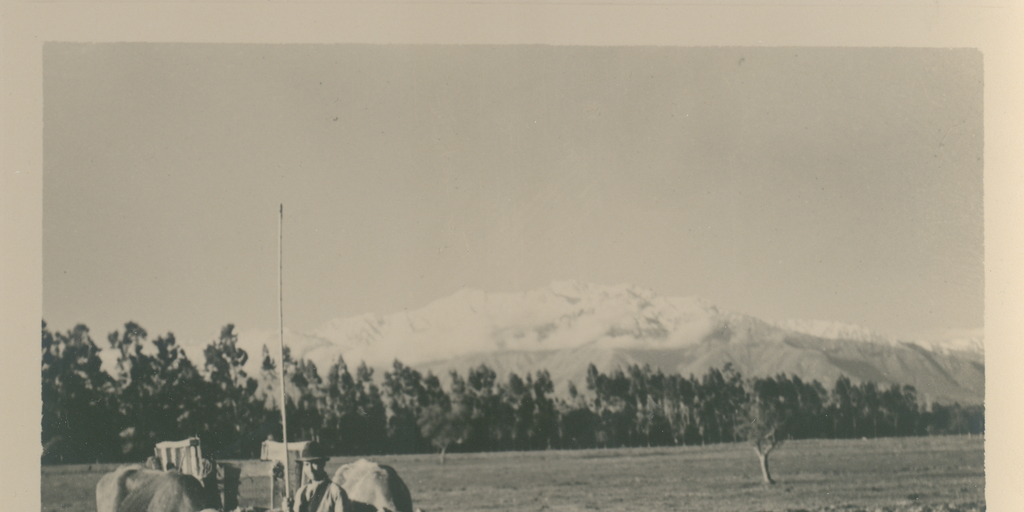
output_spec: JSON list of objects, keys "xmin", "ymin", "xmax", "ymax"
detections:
[{"xmin": 42, "ymin": 436, "xmax": 984, "ymax": 512}]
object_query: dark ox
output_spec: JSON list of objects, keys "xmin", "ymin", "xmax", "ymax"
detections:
[
  {"xmin": 96, "ymin": 465, "xmax": 218, "ymax": 512},
  {"xmin": 331, "ymin": 459, "xmax": 419, "ymax": 512}
]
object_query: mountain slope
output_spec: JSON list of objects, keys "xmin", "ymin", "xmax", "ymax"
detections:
[{"xmin": 231, "ymin": 281, "xmax": 984, "ymax": 405}]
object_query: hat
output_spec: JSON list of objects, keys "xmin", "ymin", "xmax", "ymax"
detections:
[{"xmin": 294, "ymin": 441, "xmax": 328, "ymax": 462}]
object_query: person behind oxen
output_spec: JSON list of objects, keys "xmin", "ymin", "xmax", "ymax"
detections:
[{"xmin": 289, "ymin": 442, "xmax": 351, "ymax": 512}]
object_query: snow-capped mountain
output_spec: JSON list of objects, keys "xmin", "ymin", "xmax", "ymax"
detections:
[
  {"xmin": 230, "ymin": 281, "xmax": 984, "ymax": 405},
  {"xmin": 238, "ymin": 281, "xmax": 721, "ymax": 370}
]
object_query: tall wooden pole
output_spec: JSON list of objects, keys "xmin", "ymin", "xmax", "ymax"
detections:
[{"xmin": 278, "ymin": 203, "xmax": 292, "ymax": 504}]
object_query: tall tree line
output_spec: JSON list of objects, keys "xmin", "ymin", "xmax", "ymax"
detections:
[{"xmin": 41, "ymin": 321, "xmax": 984, "ymax": 464}]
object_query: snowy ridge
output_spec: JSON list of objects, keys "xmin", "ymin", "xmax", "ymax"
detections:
[
  {"xmin": 774, "ymin": 319, "xmax": 984, "ymax": 355},
  {"xmin": 772, "ymin": 319, "xmax": 901, "ymax": 347},
  {"xmin": 914, "ymin": 329, "xmax": 985, "ymax": 355}
]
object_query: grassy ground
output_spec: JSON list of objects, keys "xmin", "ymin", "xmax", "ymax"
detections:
[{"xmin": 42, "ymin": 435, "xmax": 984, "ymax": 512}]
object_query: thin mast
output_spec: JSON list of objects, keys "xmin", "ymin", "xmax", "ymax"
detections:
[{"xmin": 277, "ymin": 203, "xmax": 291, "ymax": 503}]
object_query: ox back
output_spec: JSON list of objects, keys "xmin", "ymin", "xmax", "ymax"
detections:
[
  {"xmin": 96, "ymin": 465, "xmax": 217, "ymax": 512},
  {"xmin": 332, "ymin": 459, "xmax": 415, "ymax": 512}
]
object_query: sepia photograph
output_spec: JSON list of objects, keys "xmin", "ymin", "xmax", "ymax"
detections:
[{"xmin": 3, "ymin": 3, "xmax": 1022, "ymax": 512}]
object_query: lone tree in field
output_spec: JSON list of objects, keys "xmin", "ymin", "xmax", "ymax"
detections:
[
  {"xmin": 736, "ymin": 376, "xmax": 795, "ymax": 485},
  {"xmin": 418, "ymin": 402, "xmax": 470, "ymax": 464},
  {"xmin": 418, "ymin": 370, "xmax": 471, "ymax": 464}
]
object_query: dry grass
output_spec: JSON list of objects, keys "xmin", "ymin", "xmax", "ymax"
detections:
[{"xmin": 43, "ymin": 435, "xmax": 984, "ymax": 512}]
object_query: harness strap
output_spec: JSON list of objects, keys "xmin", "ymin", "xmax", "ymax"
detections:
[{"xmin": 305, "ymin": 480, "xmax": 330, "ymax": 512}]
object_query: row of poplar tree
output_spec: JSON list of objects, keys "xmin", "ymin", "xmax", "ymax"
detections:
[{"xmin": 42, "ymin": 321, "xmax": 984, "ymax": 464}]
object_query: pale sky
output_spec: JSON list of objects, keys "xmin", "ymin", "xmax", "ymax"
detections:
[{"xmin": 42, "ymin": 44, "xmax": 983, "ymax": 349}]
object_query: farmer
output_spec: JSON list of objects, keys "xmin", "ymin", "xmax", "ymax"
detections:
[{"xmin": 289, "ymin": 442, "xmax": 351, "ymax": 512}]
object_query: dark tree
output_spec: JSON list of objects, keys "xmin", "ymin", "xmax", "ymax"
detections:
[
  {"xmin": 108, "ymin": 322, "xmax": 204, "ymax": 460},
  {"xmin": 463, "ymin": 364, "xmax": 502, "ymax": 451},
  {"xmin": 288, "ymin": 358, "xmax": 322, "ymax": 443},
  {"xmin": 352, "ymin": 362, "xmax": 388, "ymax": 454},
  {"xmin": 200, "ymin": 324, "xmax": 261, "ymax": 457},
  {"xmin": 828, "ymin": 375, "xmax": 856, "ymax": 438},
  {"xmin": 531, "ymin": 370, "xmax": 558, "ymax": 449},
  {"xmin": 503, "ymin": 372, "xmax": 533, "ymax": 450},
  {"xmin": 383, "ymin": 360, "xmax": 431, "ymax": 453},
  {"xmin": 41, "ymin": 321, "xmax": 118, "ymax": 462}
]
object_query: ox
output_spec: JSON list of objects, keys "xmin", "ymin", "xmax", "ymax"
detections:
[
  {"xmin": 331, "ymin": 459, "xmax": 418, "ymax": 512},
  {"xmin": 96, "ymin": 465, "xmax": 218, "ymax": 512}
]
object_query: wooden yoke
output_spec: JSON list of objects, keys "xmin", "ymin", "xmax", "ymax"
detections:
[
  {"xmin": 153, "ymin": 437, "xmax": 235, "ymax": 510},
  {"xmin": 154, "ymin": 438, "xmax": 204, "ymax": 479}
]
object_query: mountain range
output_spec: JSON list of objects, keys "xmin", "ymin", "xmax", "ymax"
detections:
[{"xmin": 223, "ymin": 281, "xmax": 984, "ymax": 405}]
